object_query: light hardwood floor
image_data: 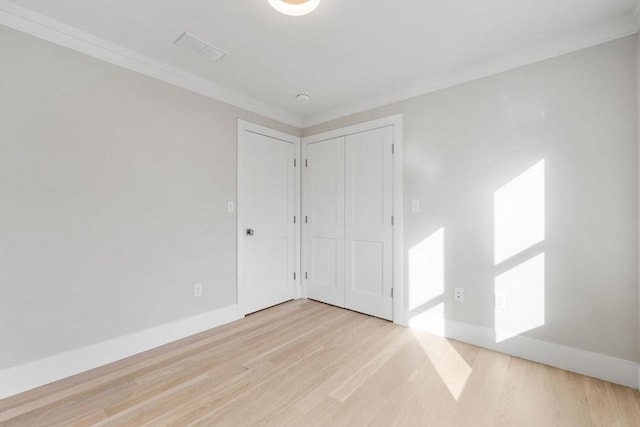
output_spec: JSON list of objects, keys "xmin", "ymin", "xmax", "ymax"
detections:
[{"xmin": 1, "ymin": 299, "xmax": 639, "ymax": 426}]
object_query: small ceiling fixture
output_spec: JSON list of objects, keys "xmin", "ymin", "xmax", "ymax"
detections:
[
  {"xmin": 268, "ymin": 0, "xmax": 320, "ymax": 16},
  {"xmin": 296, "ymin": 93, "xmax": 311, "ymax": 103}
]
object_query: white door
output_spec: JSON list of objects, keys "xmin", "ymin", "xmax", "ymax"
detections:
[
  {"xmin": 344, "ymin": 127, "xmax": 394, "ymax": 320},
  {"xmin": 305, "ymin": 137, "xmax": 345, "ymax": 307},
  {"xmin": 303, "ymin": 126, "xmax": 393, "ymax": 320},
  {"xmin": 240, "ymin": 130, "xmax": 296, "ymax": 314}
]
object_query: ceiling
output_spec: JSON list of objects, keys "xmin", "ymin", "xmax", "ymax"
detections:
[{"xmin": 4, "ymin": 0, "xmax": 640, "ymax": 127}]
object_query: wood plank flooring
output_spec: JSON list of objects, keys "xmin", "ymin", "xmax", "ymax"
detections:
[{"xmin": 1, "ymin": 299, "xmax": 639, "ymax": 426}]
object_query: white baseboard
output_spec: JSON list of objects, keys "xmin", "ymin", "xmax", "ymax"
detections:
[
  {"xmin": 404, "ymin": 310, "xmax": 639, "ymax": 389},
  {"xmin": 0, "ymin": 304, "xmax": 240, "ymax": 399}
]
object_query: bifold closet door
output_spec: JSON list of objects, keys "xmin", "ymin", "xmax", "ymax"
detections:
[
  {"xmin": 304, "ymin": 126, "xmax": 393, "ymax": 320},
  {"xmin": 305, "ymin": 137, "xmax": 345, "ymax": 307},
  {"xmin": 344, "ymin": 126, "xmax": 394, "ymax": 320}
]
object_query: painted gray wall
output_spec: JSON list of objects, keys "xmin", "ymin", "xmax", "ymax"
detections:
[
  {"xmin": 1, "ymin": 23, "xmax": 637, "ymax": 370},
  {"xmin": 305, "ymin": 36, "xmax": 639, "ymax": 361},
  {"xmin": 0, "ymin": 26, "xmax": 298, "ymax": 369}
]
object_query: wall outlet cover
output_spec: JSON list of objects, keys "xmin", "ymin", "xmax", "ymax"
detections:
[{"xmin": 194, "ymin": 283, "xmax": 203, "ymax": 297}]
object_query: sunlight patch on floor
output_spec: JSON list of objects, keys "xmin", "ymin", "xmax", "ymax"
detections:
[{"xmin": 411, "ymin": 328, "xmax": 472, "ymax": 400}]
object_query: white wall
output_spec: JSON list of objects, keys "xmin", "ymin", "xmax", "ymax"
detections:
[
  {"xmin": 1, "ymin": 22, "xmax": 637, "ymax": 380},
  {"xmin": 305, "ymin": 36, "xmax": 639, "ymax": 362},
  {"xmin": 0, "ymin": 25, "xmax": 298, "ymax": 370}
]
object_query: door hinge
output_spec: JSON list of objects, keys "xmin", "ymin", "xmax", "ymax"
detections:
[
  {"xmin": 294, "ymin": 158, "xmax": 297, "ymax": 167},
  {"xmin": 305, "ymin": 159, "xmax": 308, "ymax": 167},
  {"xmin": 294, "ymin": 272, "xmax": 296, "ymax": 280},
  {"xmin": 305, "ymin": 272, "xmax": 308, "ymax": 279},
  {"xmin": 305, "ymin": 216, "xmax": 308, "ymax": 224},
  {"xmin": 294, "ymin": 215, "xmax": 296, "ymax": 224},
  {"xmin": 391, "ymin": 288, "xmax": 394, "ymax": 298},
  {"xmin": 391, "ymin": 215, "xmax": 394, "ymax": 225},
  {"xmin": 392, "ymin": 144, "xmax": 395, "ymax": 154}
]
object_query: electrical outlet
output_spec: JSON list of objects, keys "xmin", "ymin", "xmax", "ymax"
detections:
[
  {"xmin": 454, "ymin": 287, "xmax": 464, "ymax": 302},
  {"xmin": 194, "ymin": 283, "xmax": 203, "ymax": 297},
  {"xmin": 227, "ymin": 201, "xmax": 234, "ymax": 213},
  {"xmin": 495, "ymin": 294, "xmax": 506, "ymax": 311},
  {"xmin": 411, "ymin": 199, "xmax": 420, "ymax": 212}
]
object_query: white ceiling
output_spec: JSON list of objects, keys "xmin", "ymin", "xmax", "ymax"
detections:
[{"xmin": 4, "ymin": 0, "xmax": 640, "ymax": 127}]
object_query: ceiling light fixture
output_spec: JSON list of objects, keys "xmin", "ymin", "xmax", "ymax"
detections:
[
  {"xmin": 296, "ymin": 93, "xmax": 311, "ymax": 103},
  {"xmin": 268, "ymin": 0, "xmax": 320, "ymax": 16}
]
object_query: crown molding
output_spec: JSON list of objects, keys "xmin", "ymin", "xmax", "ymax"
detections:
[
  {"xmin": 302, "ymin": 11, "xmax": 640, "ymax": 128},
  {"xmin": 0, "ymin": 1, "xmax": 303, "ymax": 128},
  {"xmin": 1, "ymin": 1, "xmax": 637, "ymax": 131}
]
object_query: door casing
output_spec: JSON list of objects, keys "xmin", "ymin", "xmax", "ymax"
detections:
[{"xmin": 237, "ymin": 116, "xmax": 402, "ymax": 322}]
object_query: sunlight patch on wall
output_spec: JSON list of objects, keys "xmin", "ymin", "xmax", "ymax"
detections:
[
  {"xmin": 408, "ymin": 227, "xmax": 445, "ymax": 311},
  {"xmin": 408, "ymin": 302, "xmax": 446, "ymax": 336},
  {"xmin": 494, "ymin": 160, "xmax": 545, "ymax": 264},
  {"xmin": 494, "ymin": 253, "xmax": 545, "ymax": 342}
]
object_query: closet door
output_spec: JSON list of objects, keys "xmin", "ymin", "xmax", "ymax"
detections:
[
  {"xmin": 305, "ymin": 137, "xmax": 345, "ymax": 307},
  {"xmin": 344, "ymin": 126, "xmax": 394, "ymax": 320}
]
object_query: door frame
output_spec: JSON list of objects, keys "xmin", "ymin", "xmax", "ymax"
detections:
[
  {"xmin": 301, "ymin": 114, "xmax": 404, "ymax": 324},
  {"xmin": 237, "ymin": 120, "xmax": 301, "ymax": 318}
]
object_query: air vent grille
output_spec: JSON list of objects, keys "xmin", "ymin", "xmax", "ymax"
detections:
[{"xmin": 174, "ymin": 32, "xmax": 227, "ymax": 62}]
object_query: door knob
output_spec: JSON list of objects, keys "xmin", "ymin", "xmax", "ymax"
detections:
[{"xmin": 246, "ymin": 228, "xmax": 254, "ymax": 236}]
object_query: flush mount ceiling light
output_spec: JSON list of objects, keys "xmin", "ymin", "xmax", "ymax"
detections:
[{"xmin": 268, "ymin": 0, "xmax": 320, "ymax": 16}]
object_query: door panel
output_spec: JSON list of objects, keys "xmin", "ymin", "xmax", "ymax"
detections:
[
  {"xmin": 351, "ymin": 240, "xmax": 384, "ymax": 296},
  {"xmin": 350, "ymin": 136, "xmax": 385, "ymax": 224},
  {"xmin": 242, "ymin": 131, "xmax": 295, "ymax": 314},
  {"xmin": 312, "ymin": 237, "xmax": 338, "ymax": 287},
  {"xmin": 245, "ymin": 236, "xmax": 290, "ymax": 313},
  {"xmin": 345, "ymin": 127, "xmax": 393, "ymax": 320},
  {"xmin": 244, "ymin": 142, "xmax": 291, "ymax": 225},
  {"xmin": 305, "ymin": 137, "xmax": 345, "ymax": 307}
]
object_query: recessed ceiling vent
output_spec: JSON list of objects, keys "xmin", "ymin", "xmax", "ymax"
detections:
[{"xmin": 174, "ymin": 32, "xmax": 228, "ymax": 63}]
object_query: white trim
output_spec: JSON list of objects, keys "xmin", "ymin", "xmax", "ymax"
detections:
[
  {"xmin": 2, "ymin": 1, "xmax": 637, "ymax": 131},
  {"xmin": 637, "ymin": 30, "xmax": 640, "ymax": 379},
  {"xmin": 303, "ymin": 115, "xmax": 403, "ymax": 145},
  {"xmin": 294, "ymin": 131, "xmax": 303, "ymax": 300},
  {"xmin": 0, "ymin": 1, "xmax": 302, "ymax": 128},
  {"xmin": 300, "ymin": 140, "xmax": 309, "ymax": 300},
  {"xmin": 405, "ymin": 312, "xmax": 639, "ymax": 390},
  {"xmin": 236, "ymin": 120, "xmax": 301, "ymax": 316},
  {"xmin": 391, "ymin": 118, "xmax": 404, "ymax": 324},
  {"xmin": 302, "ymin": 17, "xmax": 640, "ymax": 128},
  {"xmin": 301, "ymin": 115, "xmax": 403, "ymax": 323},
  {"xmin": 0, "ymin": 304, "xmax": 240, "ymax": 399}
]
